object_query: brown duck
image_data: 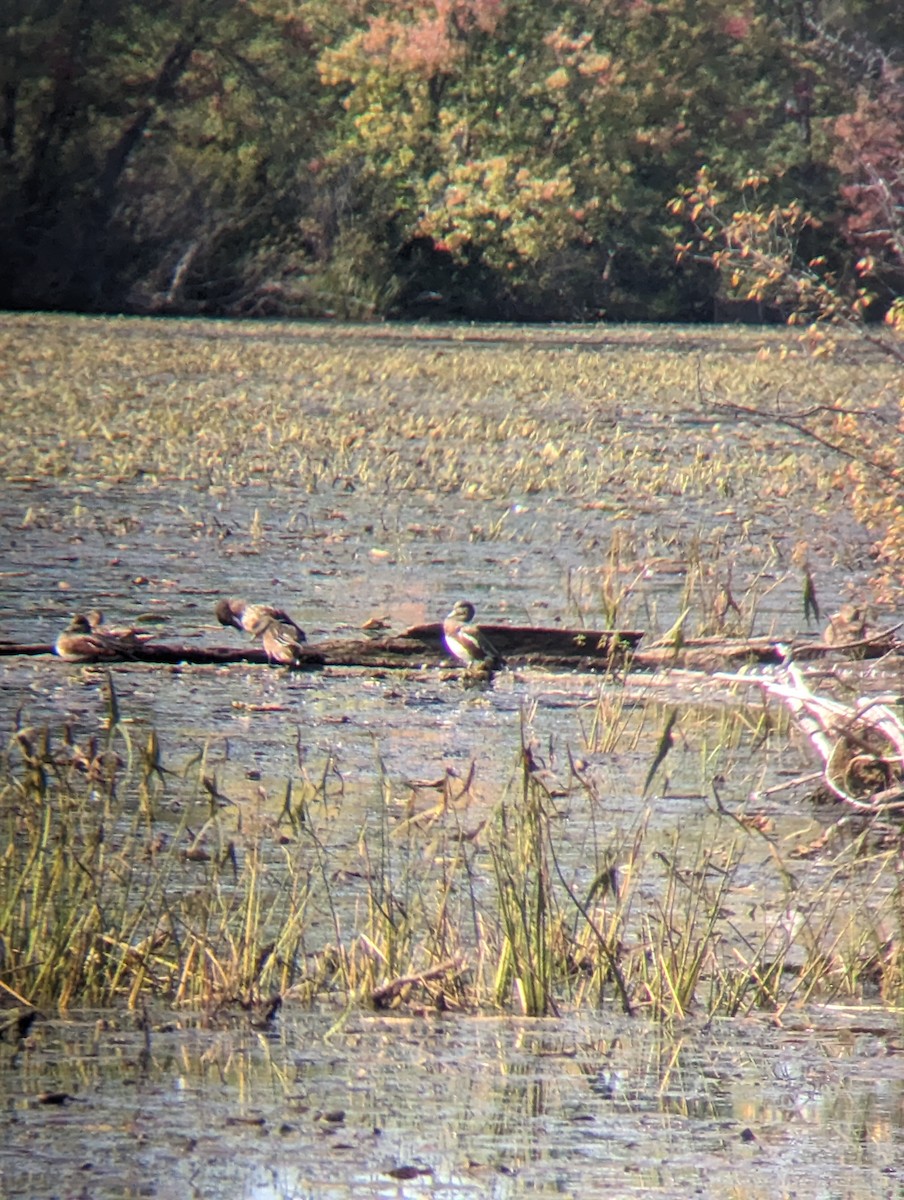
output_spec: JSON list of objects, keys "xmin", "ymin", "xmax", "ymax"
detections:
[{"xmin": 215, "ymin": 598, "xmax": 306, "ymax": 642}]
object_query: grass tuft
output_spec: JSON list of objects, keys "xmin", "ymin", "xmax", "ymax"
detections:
[{"xmin": 2, "ymin": 699, "xmax": 902, "ymax": 1018}]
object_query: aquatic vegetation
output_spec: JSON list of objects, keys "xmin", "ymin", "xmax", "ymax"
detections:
[
  {"xmin": 0, "ymin": 689, "xmax": 312, "ymax": 1010},
  {"xmin": 0, "ymin": 316, "xmax": 895, "ymax": 522},
  {"xmin": 1, "ymin": 314, "xmax": 895, "ymax": 654},
  {"xmin": 1, "ymin": 314, "xmax": 901, "ymax": 1024},
  {"xmin": 3, "ymin": 692, "xmax": 902, "ymax": 1019}
]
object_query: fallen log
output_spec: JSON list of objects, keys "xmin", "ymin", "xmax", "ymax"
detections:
[
  {"xmin": 0, "ymin": 640, "xmax": 326, "ymax": 668},
  {"xmin": 0, "ymin": 624, "xmax": 644, "ymax": 669},
  {"xmin": 630, "ymin": 630, "xmax": 901, "ymax": 671},
  {"xmin": 395, "ymin": 622, "xmax": 644, "ymax": 661},
  {"xmin": 719, "ymin": 653, "xmax": 904, "ymax": 814},
  {"xmin": 0, "ymin": 626, "xmax": 898, "ymax": 671},
  {"xmin": 0, "ymin": 642, "xmax": 56, "ymax": 658},
  {"xmin": 631, "ymin": 637, "xmax": 785, "ymax": 671}
]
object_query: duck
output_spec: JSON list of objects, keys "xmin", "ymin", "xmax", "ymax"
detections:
[
  {"xmin": 259, "ymin": 617, "xmax": 307, "ymax": 666},
  {"xmin": 442, "ymin": 600, "xmax": 503, "ymax": 671},
  {"xmin": 215, "ymin": 598, "xmax": 306, "ymax": 642},
  {"xmin": 54, "ymin": 614, "xmax": 134, "ymax": 662},
  {"xmin": 86, "ymin": 609, "xmax": 152, "ymax": 649},
  {"xmin": 823, "ymin": 603, "xmax": 868, "ymax": 646}
]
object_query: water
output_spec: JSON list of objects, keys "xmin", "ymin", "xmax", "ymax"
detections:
[
  {"xmin": 4, "ymin": 1006, "xmax": 902, "ymax": 1199},
  {"xmin": 1, "ymin": 314, "xmax": 902, "ymax": 1198}
]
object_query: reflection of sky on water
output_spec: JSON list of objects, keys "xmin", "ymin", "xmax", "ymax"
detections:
[{"xmin": 5, "ymin": 1009, "xmax": 902, "ymax": 1199}]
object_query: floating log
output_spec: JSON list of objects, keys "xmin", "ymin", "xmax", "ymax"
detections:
[
  {"xmin": 335, "ymin": 627, "xmax": 894, "ymax": 672},
  {"xmin": 395, "ymin": 622, "xmax": 644, "ymax": 660},
  {"xmin": 630, "ymin": 637, "xmax": 795, "ymax": 671},
  {"xmin": 0, "ymin": 642, "xmax": 54, "ymax": 658},
  {"xmin": 0, "ymin": 626, "xmax": 898, "ymax": 671},
  {"xmin": 631, "ymin": 631, "xmax": 901, "ymax": 672},
  {"xmin": 0, "ymin": 625, "xmax": 640, "ymax": 669},
  {"xmin": 0, "ymin": 640, "xmax": 325, "ymax": 668}
]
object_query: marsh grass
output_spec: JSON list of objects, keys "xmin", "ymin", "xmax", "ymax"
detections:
[
  {"xmin": 487, "ymin": 743, "xmax": 557, "ymax": 1016},
  {"xmin": 579, "ymin": 684, "xmax": 651, "ymax": 755},
  {"xmin": 3, "ymin": 316, "xmax": 894, "ymax": 516},
  {"xmin": 323, "ymin": 710, "xmax": 904, "ymax": 1020},
  {"xmin": 2, "ymin": 692, "xmax": 902, "ymax": 1018},
  {"xmin": 0, "ymin": 699, "xmax": 314, "ymax": 1011}
]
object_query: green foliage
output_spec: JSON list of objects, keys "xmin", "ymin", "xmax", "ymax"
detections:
[
  {"xmin": 0, "ymin": 0, "xmax": 331, "ymax": 312},
  {"xmin": 316, "ymin": 0, "xmax": 809, "ymax": 317},
  {"xmin": 0, "ymin": 0, "xmax": 899, "ymax": 318}
]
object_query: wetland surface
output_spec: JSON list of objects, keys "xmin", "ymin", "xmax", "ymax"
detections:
[
  {"xmin": 1, "ymin": 314, "xmax": 903, "ymax": 1197},
  {"xmin": 6, "ymin": 1006, "xmax": 904, "ymax": 1200}
]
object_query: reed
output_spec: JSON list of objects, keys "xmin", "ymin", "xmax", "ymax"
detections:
[
  {"xmin": 0, "ymin": 707, "xmax": 313, "ymax": 1011},
  {"xmin": 2, "ymin": 697, "xmax": 902, "ymax": 1018},
  {"xmin": 487, "ymin": 740, "xmax": 558, "ymax": 1015}
]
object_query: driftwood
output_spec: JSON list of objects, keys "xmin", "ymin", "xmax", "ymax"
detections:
[
  {"xmin": 0, "ymin": 640, "xmax": 326, "ymax": 668},
  {"xmin": 0, "ymin": 623, "xmax": 643, "ymax": 669},
  {"xmin": 720, "ymin": 653, "xmax": 904, "ymax": 814},
  {"xmin": 0, "ymin": 624, "xmax": 899, "ymax": 671},
  {"xmin": 370, "ymin": 958, "xmax": 467, "ymax": 1008},
  {"xmin": 394, "ymin": 621, "xmax": 643, "ymax": 662},
  {"xmin": 632, "ymin": 629, "xmax": 901, "ymax": 672}
]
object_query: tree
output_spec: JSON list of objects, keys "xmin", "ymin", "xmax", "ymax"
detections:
[
  {"xmin": 0, "ymin": 0, "xmax": 329, "ymax": 312},
  {"xmin": 316, "ymin": 0, "xmax": 817, "ymax": 319},
  {"xmin": 668, "ymin": 14, "xmax": 904, "ymax": 585},
  {"xmin": 2, "ymin": 0, "xmax": 899, "ymax": 320}
]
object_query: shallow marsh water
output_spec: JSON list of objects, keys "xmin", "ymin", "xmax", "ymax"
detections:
[
  {"xmin": 1, "ymin": 315, "xmax": 903, "ymax": 1197},
  {"xmin": 4, "ymin": 1006, "xmax": 904, "ymax": 1199},
  {"xmin": 0, "ymin": 314, "xmax": 892, "ymax": 650}
]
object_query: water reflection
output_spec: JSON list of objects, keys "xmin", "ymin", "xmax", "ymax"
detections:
[{"xmin": 4, "ymin": 1009, "xmax": 903, "ymax": 1199}]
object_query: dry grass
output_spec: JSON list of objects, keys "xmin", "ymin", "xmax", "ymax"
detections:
[{"xmin": 3, "ymin": 691, "xmax": 902, "ymax": 1018}]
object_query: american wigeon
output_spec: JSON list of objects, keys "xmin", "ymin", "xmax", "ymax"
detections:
[
  {"xmin": 442, "ymin": 600, "xmax": 503, "ymax": 671},
  {"xmin": 259, "ymin": 617, "xmax": 307, "ymax": 666},
  {"xmin": 215, "ymin": 598, "xmax": 306, "ymax": 642},
  {"xmin": 54, "ymin": 615, "xmax": 134, "ymax": 662},
  {"xmin": 86, "ymin": 609, "xmax": 151, "ymax": 648}
]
